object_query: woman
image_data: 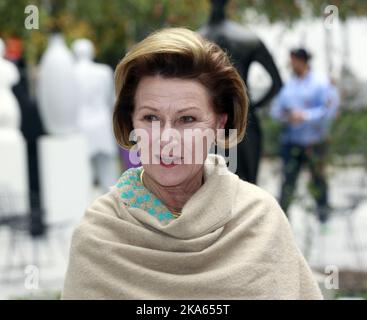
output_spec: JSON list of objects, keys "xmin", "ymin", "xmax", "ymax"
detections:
[{"xmin": 62, "ymin": 28, "xmax": 322, "ymax": 299}]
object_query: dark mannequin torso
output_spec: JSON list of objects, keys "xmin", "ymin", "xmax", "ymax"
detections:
[{"xmin": 199, "ymin": 4, "xmax": 282, "ymax": 183}]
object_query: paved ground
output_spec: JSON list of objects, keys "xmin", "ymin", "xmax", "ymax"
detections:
[{"xmin": 1, "ymin": 158, "xmax": 366, "ymax": 299}]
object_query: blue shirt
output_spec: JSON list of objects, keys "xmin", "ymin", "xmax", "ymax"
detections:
[{"xmin": 270, "ymin": 70, "xmax": 339, "ymax": 146}]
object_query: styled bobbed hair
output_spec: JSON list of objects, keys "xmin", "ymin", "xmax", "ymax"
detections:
[{"xmin": 113, "ymin": 27, "xmax": 248, "ymax": 149}]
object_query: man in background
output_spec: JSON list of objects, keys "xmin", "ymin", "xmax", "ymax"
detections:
[{"xmin": 271, "ymin": 48, "xmax": 339, "ymax": 224}]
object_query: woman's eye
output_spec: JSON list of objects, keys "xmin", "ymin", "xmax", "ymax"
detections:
[
  {"xmin": 143, "ymin": 115, "xmax": 159, "ymax": 122},
  {"xmin": 180, "ymin": 116, "xmax": 196, "ymax": 123}
]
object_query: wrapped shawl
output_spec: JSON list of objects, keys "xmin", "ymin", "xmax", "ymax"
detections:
[{"xmin": 62, "ymin": 154, "xmax": 322, "ymax": 299}]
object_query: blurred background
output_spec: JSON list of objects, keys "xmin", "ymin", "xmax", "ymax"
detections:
[{"xmin": 0, "ymin": 0, "xmax": 366, "ymax": 299}]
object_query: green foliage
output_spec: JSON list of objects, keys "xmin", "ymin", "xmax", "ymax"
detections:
[
  {"xmin": 237, "ymin": 0, "xmax": 367, "ymax": 24},
  {"xmin": 308, "ymin": 0, "xmax": 367, "ymax": 21},
  {"xmin": 237, "ymin": 0, "xmax": 303, "ymax": 24},
  {"xmin": 334, "ymin": 289, "xmax": 367, "ymax": 299},
  {"xmin": 10, "ymin": 289, "xmax": 61, "ymax": 300},
  {"xmin": 0, "ymin": 0, "xmax": 209, "ymax": 66},
  {"xmin": 1, "ymin": 0, "xmax": 366, "ymax": 66},
  {"xmin": 328, "ymin": 110, "xmax": 367, "ymax": 157},
  {"xmin": 261, "ymin": 113, "xmax": 283, "ymax": 157}
]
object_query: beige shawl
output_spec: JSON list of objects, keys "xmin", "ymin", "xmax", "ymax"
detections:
[{"xmin": 62, "ymin": 154, "xmax": 322, "ymax": 299}]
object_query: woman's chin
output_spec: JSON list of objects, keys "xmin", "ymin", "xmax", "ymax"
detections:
[{"xmin": 147, "ymin": 164, "xmax": 197, "ymax": 187}]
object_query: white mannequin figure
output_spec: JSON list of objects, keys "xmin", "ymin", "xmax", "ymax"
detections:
[
  {"xmin": 36, "ymin": 34, "xmax": 92, "ymax": 226},
  {"xmin": 72, "ymin": 39, "xmax": 118, "ymax": 192},
  {"xmin": 37, "ymin": 33, "xmax": 78, "ymax": 134},
  {"xmin": 0, "ymin": 38, "xmax": 21, "ymax": 140},
  {"xmin": 0, "ymin": 38, "xmax": 28, "ymax": 212}
]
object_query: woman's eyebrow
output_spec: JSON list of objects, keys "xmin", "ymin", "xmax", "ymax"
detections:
[
  {"xmin": 138, "ymin": 106, "xmax": 200, "ymax": 113},
  {"xmin": 177, "ymin": 106, "xmax": 200, "ymax": 113},
  {"xmin": 139, "ymin": 106, "xmax": 159, "ymax": 112}
]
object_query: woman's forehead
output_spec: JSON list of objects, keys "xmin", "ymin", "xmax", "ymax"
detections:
[{"xmin": 135, "ymin": 76, "xmax": 210, "ymax": 103}]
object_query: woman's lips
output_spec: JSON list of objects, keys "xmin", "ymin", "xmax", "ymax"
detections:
[
  {"xmin": 160, "ymin": 161, "xmax": 178, "ymax": 168},
  {"xmin": 156, "ymin": 155, "xmax": 183, "ymax": 167}
]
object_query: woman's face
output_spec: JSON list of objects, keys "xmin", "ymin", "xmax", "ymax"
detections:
[{"xmin": 132, "ymin": 75, "xmax": 227, "ymax": 187}]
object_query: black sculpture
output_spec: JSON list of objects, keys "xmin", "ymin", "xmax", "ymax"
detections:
[
  {"xmin": 199, "ymin": 0, "xmax": 282, "ymax": 183},
  {"xmin": 9, "ymin": 43, "xmax": 46, "ymax": 237}
]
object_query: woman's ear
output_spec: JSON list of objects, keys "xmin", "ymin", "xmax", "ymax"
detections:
[
  {"xmin": 217, "ymin": 113, "xmax": 228, "ymax": 129},
  {"xmin": 215, "ymin": 113, "xmax": 228, "ymax": 147}
]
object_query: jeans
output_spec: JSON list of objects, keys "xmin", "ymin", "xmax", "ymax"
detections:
[{"xmin": 279, "ymin": 142, "xmax": 329, "ymax": 223}]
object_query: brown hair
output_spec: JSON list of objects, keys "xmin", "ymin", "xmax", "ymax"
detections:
[{"xmin": 113, "ymin": 27, "xmax": 248, "ymax": 149}]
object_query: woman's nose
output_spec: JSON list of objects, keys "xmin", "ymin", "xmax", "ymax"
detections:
[{"xmin": 161, "ymin": 125, "xmax": 180, "ymax": 144}]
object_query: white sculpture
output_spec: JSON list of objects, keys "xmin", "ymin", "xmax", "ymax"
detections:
[
  {"xmin": 36, "ymin": 34, "xmax": 92, "ymax": 226},
  {"xmin": 0, "ymin": 38, "xmax": 21, "ymax": 140},
  {"xmin": 37, "ymin": 33, "xmax": 78, "ymax": 134},
  {"xmin": 0, "ymin": 38, "xmax": 29, "ymax": 212},
  {"xmin": 72, "ymin": 38, "xmax": 118, "ymax": 191}
]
